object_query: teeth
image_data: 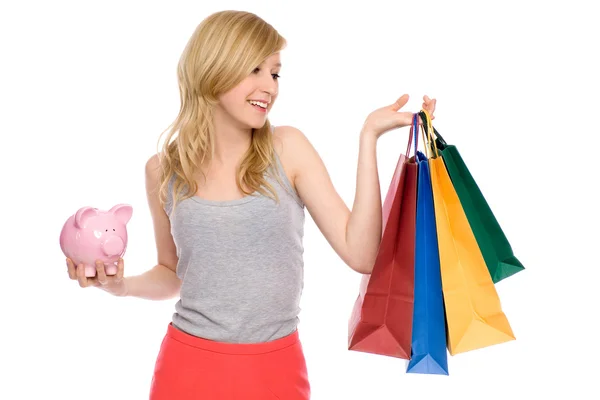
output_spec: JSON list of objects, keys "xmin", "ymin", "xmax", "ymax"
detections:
[{"xmin": 249, "ymin": 100, "xmax": 267, "ymax": 109}]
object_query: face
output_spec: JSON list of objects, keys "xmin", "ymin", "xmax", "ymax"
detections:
[{"xmin": 215, "ymin": 52, "xmax": 281, "ymax": 130}]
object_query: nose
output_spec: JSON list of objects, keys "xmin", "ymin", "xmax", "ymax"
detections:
[
  {"xmin": 103, "ymin": 236, "xmax": 124, "ymax": 256},
  {"xmin": 262, "ymin": 79, "xmax": 277, "ymax": 97}
]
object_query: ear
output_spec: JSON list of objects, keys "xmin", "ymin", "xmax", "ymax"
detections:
[
  {"xmin": 74, "ymin": 207, "xmax": 98, "ymax": 229},
  {"xmin": 109, "ymin": 204, "xmax": 133, "ymax": 225}
]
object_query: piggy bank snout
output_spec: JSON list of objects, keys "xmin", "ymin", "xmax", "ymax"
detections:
[{"xmin": 102, "ymin": 236, "xmax": 125, "ymax": 256}]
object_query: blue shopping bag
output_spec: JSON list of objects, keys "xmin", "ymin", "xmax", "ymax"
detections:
[{"xmin": 406, "ymin": 147, "xmax": 449, "ymax": 375}]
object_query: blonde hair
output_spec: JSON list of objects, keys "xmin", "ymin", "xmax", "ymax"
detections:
[{"xmin": 156, "ymin": 10, "xmax": 287, "ymax": 212}]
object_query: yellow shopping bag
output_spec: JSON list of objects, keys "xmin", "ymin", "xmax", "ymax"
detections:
[{"xmin": 423, "ymin": 111, "xmax": 515, "ymax": 355}]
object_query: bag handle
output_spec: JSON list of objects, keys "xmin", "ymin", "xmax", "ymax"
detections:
[
  {"xmin": 418, "ymin": 110, "xmax": 447, "ymax": 154},
  {"xmin": 418, "ymin": 112, "xmax": 429, "ymax": 159},
  {"xmin": 419, "ymin": 109, "xmax": 440, "ymax": 158},
  {"xmin": 406, "ymin": 113, "xmax": 420, "ymax": 157},
  {"xmin": 406, "ymin": 122, "xmax": 413, "ymax": 156}
]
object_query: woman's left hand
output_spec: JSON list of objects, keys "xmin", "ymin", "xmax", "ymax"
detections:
[{"xmin": 361, "ymin": 94, "xmax": 436, "ymax": 140}]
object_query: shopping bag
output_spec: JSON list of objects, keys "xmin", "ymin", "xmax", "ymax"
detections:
[
  {"xmin": 348, "ymin": 115, "xmax": 418, "ymax": 359},
  {"xmin": 421, "ymin": 111, "xmax": 515, "ymax": 355},
  {"xmin": 418, "ymin": 110, "xmax": 524, "ymax": 283},
  {"xmin": 406, "ymin": 146, "xmax": 449, "ymax": 375}
]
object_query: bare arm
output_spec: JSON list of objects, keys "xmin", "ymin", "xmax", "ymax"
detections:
[
  {"xmin": 286, "ymin": 126, "xmax": 380, "ymax": 274},
  {"xmin": 286, "ymin": 96, "xmax": 436, "ymax": 274},
  {"xmin": 123, "ymin": 154, "xmax": 181, "ymax": 300},
  {"xmin": 344, "ymin": 131, "xmax": 381, "ymax": 273},
  {"xmin": 123, "ymin": 264, "xmax": 180, "ymax": 300}
]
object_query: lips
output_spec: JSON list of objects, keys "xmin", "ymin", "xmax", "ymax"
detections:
[
  {"xmin": 248, "ymin": 101, "xmax": 267, "ymax": 113},
  {"xmin": 248, "ymin": 99, "xmax": 270, "ymax": 104}
]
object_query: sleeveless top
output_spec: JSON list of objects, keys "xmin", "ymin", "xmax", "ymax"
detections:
[{"xmin": 163, "ymin": 131, "xmax": 306, "ymax": 344}]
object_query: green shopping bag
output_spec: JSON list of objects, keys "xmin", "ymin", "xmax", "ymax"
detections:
[{"xmin": 419, "ymin": 110, "xmax": 524, "ymax": 283}]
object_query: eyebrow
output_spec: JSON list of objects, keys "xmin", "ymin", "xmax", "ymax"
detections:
[{"xmin": 262, "ymin": 62, "xmax": 282, "ymax": 68}]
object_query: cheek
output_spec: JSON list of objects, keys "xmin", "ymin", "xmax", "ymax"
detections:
[{"xmin": 220, "ymin": 88, "xmax": 249, "ymax": 111}]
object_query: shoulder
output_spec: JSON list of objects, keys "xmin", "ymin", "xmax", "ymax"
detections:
[
  {"xmin": 272, "ymin": 125, "xmax": 314, "ymax": 183},
  {"xmin": 145, "ymin": 153, "xmax": 170, "ymax": 197},
  {"xmin": 272, "ymin": 125, "xmax": 315, "ymax": 189},
  {"xmin": 272, "ymin": 124, "xmax": 310, "ymax": 145},
  {"xmin": 145, "ymin": 153, "xmax": 160, "ymax": 171},
  {"xmin": 145, "ymin": 153, "xmax": 161, "ymax": 183}
]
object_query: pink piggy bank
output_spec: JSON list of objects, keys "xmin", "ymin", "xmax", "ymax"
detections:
[{"xmin": 60, "ymin": 204, "xmax": 133, "ymax": 277}]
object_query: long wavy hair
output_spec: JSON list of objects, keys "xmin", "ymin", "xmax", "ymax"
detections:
[{"xmin": 156, "ymin": 10, "xmax": 287, "ymax": 212}]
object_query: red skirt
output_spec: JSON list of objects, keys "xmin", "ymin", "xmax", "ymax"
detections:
[{"xmin": 149, "ymin": 323, "xmax": 311, "ymax": 399}]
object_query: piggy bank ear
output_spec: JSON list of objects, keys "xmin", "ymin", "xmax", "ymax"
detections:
[
  {"xmin": 109, "ymin": 204, "xmax": 133, "ymax": 225},
  {"xmin": 74, "ymin": 207, "xmax": 98, "ymax": 229}
]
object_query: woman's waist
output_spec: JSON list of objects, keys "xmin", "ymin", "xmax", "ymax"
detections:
[{"xmin": 170, "ymin": 311, "xmax": 300, "ymax": 346}]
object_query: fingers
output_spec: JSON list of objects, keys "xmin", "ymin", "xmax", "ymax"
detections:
[
  {"xmin": 96, "ymin": 260, "xmax": 108, "ymax": 285},
  {"xmin": 67, "ymin": 258, "xmax": 77, "ymax": 280},
  {"xmin": 422, "ymin": 95, "xmax": 437, "ymax": 120},
  {"xmin": 389, "ymin": 94, "xmax": 409, "ymax": 111},
  {"xmin": 115, "ymin": 258, "xmax": 125, "ymax": 282},
  {"xmin": 76, "ymin": 262, "xmax": 89, "ymax": 288},
  {"xmin": 422, "ymin": 96, "xmax": 435, "ymax": 108}
]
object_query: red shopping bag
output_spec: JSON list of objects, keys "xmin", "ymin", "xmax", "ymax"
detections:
[{"xmin": 348, "ymin": 124, "xmax": 418, "ymax": 359}]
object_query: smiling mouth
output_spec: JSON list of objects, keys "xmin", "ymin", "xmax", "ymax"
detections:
[{"xmin": 248, "ymin": 101, "xmax": 268, "ymax": 112}]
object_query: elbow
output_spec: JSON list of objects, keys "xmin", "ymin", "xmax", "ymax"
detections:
[
  {"xmin": 345, "ymin": 235, "xmax": 381, "ymax": 275},
  {"xmin": 348, "ymin": 257, "xmax": 375, "ymax": 275},
  {"xmin": 159, "ymin": 263, "xmax": 182, "ymax": 300},
  {"xmin": 165, "ymin": 280, "xmax": 182, "ymax": 300},
  {"xmin": 168, "ymin": 272, "xmax": 182, "ymax": 299},
  {"xmin": 354, "ymin": 265, "xmax": 374, "ymax": 275},
  {"xmin": 346, "ymin": 246, "xmax": 378, "ymax": 274},
  {"xmin": 172, "ymin": 280, "xmax": 182, "ymax": 299}
]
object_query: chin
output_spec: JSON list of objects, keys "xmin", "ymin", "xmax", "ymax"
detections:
[{"xmin": 247, "ymin": 119, "xmax": 268, "ymax": 130}]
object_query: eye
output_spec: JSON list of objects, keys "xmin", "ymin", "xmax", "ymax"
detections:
[{"xmin": 253, "ymin": 68, "xmax": 281, "ymax": 80}]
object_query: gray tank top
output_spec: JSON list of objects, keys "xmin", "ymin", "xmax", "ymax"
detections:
[{"xmin": 163, "ymin": 135, "xmax": 306, "ymax": 344}]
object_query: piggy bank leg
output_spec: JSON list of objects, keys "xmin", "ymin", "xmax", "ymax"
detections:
[
  {"xmin": 104, "ymin": 262, "xmax": 118, "ymax": 276},
  {"xmin": 85, "ymin": 264, "xmax": 97, "ymax": 277}
]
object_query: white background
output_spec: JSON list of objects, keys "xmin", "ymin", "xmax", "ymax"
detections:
[{"xmin": 1, "ymin": 0, "xmax": 599, "ymax": 399}]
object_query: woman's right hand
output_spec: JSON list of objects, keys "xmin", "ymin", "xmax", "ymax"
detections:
[{"xmin": 67, "ymin": 257, "xmax": 128, "ymax": 297}]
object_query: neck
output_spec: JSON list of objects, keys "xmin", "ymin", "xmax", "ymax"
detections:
[
  {"xmin": 204, "ymin": 103, "xmax": 254, "ymax": 168},
  {"xmin": 211, "ymin": 129, "xmax": 252, "ymax": 166}
]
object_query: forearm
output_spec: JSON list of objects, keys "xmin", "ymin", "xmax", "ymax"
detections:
[
  {"xmin": 345, "ymin": 130, "xmax": 382, "ymax": 274},
  {"xmin": 123, "ymin": 264, "xmax": 181, "ymax": 300}
]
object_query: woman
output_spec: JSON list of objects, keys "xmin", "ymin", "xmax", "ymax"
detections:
[{"xmin": 66, "ymin": 10, "xmax": 436, "ymax": 399}]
